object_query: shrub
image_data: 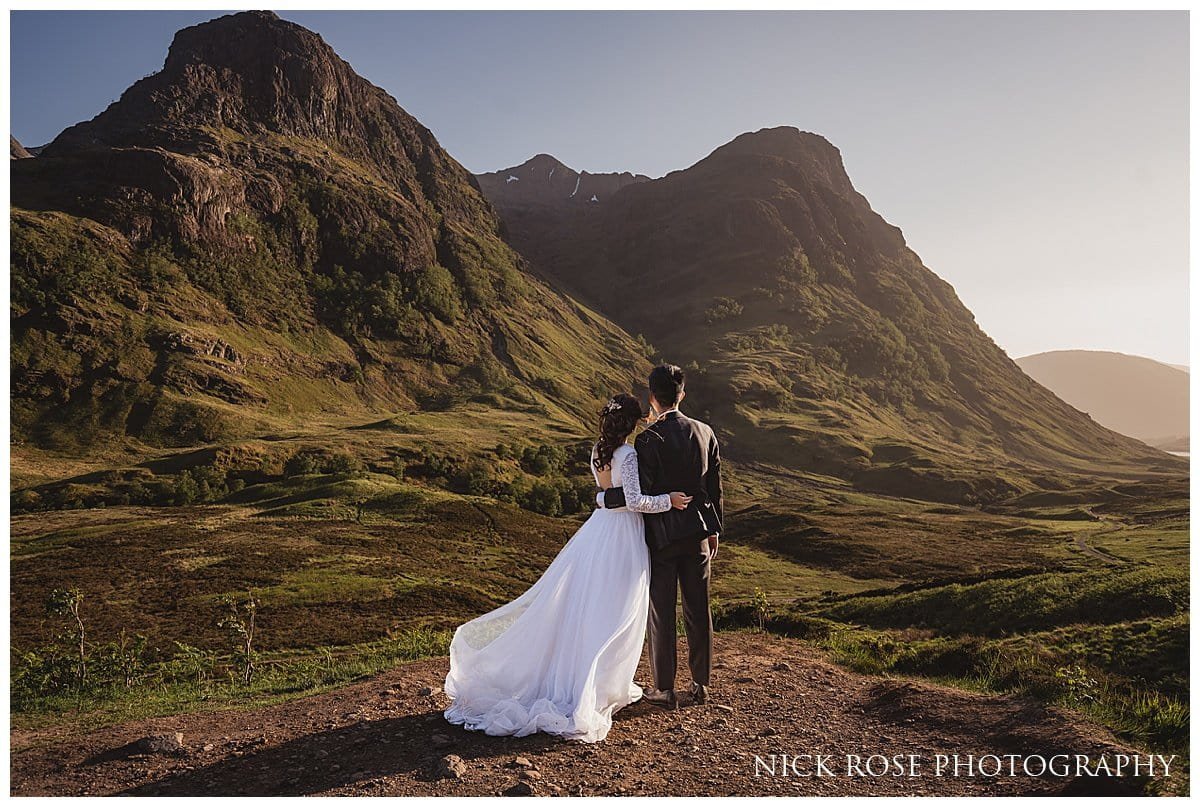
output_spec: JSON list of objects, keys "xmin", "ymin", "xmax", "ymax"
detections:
[
  {"xmin": 325, "ymin": 452, "xmax": 362, "ymax": 476},
  {"xmin": 172, "ymin": 471, "xmax": 200, "ymax": 505},
  {"xmin": 218, "ymin": 592, "xmax": 259, "ymax": 686},
  {"xmin": 12, "ymin": 489, "xmax": 40, "ymax": 513},
  {"xmin": 450, "ymin": 460, "xmax": 496, "ymax": 496},
  {"xmin": 416, "ymin": 448, "xmax": 466, "ymax": 482},
  {"xmin": 45, "ymin": 588, "xmax": 87, "ymax": 687},
  {"xmin": 704, "ymin": 296, "xmax": 744, "ymax": 325},
  {"xmin": 284, "ymin": 452, "xmax": 323, "ymax": 477},
  {"xmin": 521, "ymin": 444, "xmax": 566, "ymax": 476},
  {"xmin": 521, "ymin": 480, "xmax": 563, "ymax": 517},
  {"xmin": 410, "ymin": 263, "xmax": 462, "ymax": 323}
]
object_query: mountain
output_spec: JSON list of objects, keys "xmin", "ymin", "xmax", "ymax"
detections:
[
  {"xmin": 475, "ymin": 156, "xmax": 649, "ymax": 286},
  {"xmin": 478, "ymin": 128, "xmax": 1183, "ymax": 500},
  {"xmin": 476, "ymin": 154, "xmax": 650, "ymax": 210},
  {"xmin": 1168, "ymin": 363, "xmax": 1189, "ymax": 373},
  {"xmin": 11, "ymin": 136, "xmax": 32, "ymax": 159},
  {"xmin": 1016, "ymin": 350, "xmax": 1189, "ymax": 450},
  {"xmin": 10, "ymin": 11, "xmax": 648, "ymax": 451}
]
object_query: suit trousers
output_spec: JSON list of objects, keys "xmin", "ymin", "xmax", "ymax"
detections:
[{"xmin": 647, "ymin": 536, "xmax": 712, "ymax": 690}]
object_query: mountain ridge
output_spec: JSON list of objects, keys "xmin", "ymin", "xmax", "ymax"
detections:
[{"xmin": 475, "ymin": 128, "xmax": 1183, "ymax": 499}]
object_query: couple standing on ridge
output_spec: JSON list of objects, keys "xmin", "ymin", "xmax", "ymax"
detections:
[{"xmin": 443, "ymin": 363, "xmax": 724, "ymax": 742}]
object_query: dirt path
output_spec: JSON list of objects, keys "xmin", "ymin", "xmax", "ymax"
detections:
[
  {"xmin": 11, "ymin": 633, "xmax": 1160, "ymax": 796},
  {"xmin": 1073, "ymin": 522, "xmax": 1127, "ymax": 565}
]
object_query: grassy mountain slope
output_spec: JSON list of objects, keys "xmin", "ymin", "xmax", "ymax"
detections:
[
  {"xmin": 10, "ymin": 11, "xmax": 649, "ymax": 457},
  {"xmin": 478, "ymin": 128, "xmax": 1184, "ymax": 502}
]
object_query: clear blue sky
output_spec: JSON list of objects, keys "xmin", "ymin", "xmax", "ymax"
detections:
[{"xmin": 10, "ymin": 10, "xmax": 1189, "ymax": 365}]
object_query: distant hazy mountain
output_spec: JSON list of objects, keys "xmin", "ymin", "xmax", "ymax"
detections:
[
  {"xmin": 477, "ymin": 154, "xmax": 650, "ymax": 209},
  {"xmin": 476, "ymin": 155, "xmax": 650, "ymax": 290},
  {"xmin": 1168, "ymin": 363, "xmax": 1189, "ymax": 373},
  {"xmin": 1016, "ymin": 350, "xmax": 1189, "ymax": 449}
]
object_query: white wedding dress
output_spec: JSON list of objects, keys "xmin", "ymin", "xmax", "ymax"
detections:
[{"xmin": 443, "ymin": 443, "xmax": 670, "ymax": 743}]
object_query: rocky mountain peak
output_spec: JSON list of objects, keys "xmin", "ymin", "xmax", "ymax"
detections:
[
  {"xmin": 524, "ymin": 153, "xmax": 569, "ymax": 172},
  {"xmin": 702, "ymin": 125, "xmax": 856, "ymax": 197},
  {"xmin": 157, "ymin": 10, "xmax": 356, "ymax": 137},
  {"xmin": 163, "ymin": 11, "xmax": 288, "ymax": 70},
  {"xmin": 477, "ymin": 154, "xmax": 650, "ymax": 208},
  {"xmin": 476, "ymin": 126, "xmax": 1182, "ymax": 488},
  {"xmin": 44, "ymin": 10, "xmax": 430, "ymax": 170}
]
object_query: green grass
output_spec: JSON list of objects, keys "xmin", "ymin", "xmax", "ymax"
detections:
[
  {"xmin": 713, "ymin": 542, "xmax": 891, "ymax": 602},
  {"xmin": 815, "ymin": 567, "xmax": 1187, "ymax": 637},
  {"xmin": 8, "ymin": 397, "xmax": 1188, "ymax": 782},
  {"xmin": 11, "ymin": 628, "xmax": 451, "ymax": 736},
  {"xmin": 700, "ymin": 474, "xmax": 1190, "ymax": 773},
  {"xmin": 1087, "ymin": 525, "xmax": 1190, "ymax": 565},
  {"xmin": 812, "ymin": 620, "xmax": 1189, "ymax": 756}
]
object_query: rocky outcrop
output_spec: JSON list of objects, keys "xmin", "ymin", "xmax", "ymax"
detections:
[
  {"xmin": 25, "ymin": 10, "xmax": 496, "ymax": 254},
  {"xmin": 476, "ymin": 154, "xmax": 649, "ymax": 209},
  {"xmin": 11, "ymin": 135, "xmax": 32, "ymax": 159}
]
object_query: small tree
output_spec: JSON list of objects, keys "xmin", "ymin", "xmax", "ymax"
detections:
[
  {"xmin": 103, "ymin": 628, "xmax": 149, "ymax": 689},
  {"xmin": 325, "ymin": 452, "xmax": 362, "ymax": 476},
  {"xmin": 46, "ymin": 588, "xmax": 87, "ymax": 685},
  {"xmin": 752, "ymin": 587, "xmax": 770, "ymax": 632},
  {"xmin": 284, "ymin": 452, "xmax": 322, "ymax": 477},
  {"xmin": 172, "ymin": 470, "xmax": 200, "ymax": 505},
  {"xmin": 520, "ymin": 444, "xmax": 566, "ymax": 477},
  {"xmin": 219, "ymin": 592, "xmax": 260, "ymax": 686},
  {"xmin": 522, "ymin": 480, "xmax": 563, "ymax": 516}
]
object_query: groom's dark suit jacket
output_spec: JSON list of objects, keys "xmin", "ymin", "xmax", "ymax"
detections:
[{"xmin": 604, "ymin": 411, "xmax": 723, "ymax": 553}]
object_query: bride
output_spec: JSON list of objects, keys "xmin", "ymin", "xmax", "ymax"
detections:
[{"xmin": 443, "ymin": 393, "xmax": 691, "ymax": 743}]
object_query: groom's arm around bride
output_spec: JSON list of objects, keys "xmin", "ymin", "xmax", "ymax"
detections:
[{"xmin": 599, "ymin": 399, "xmax": 723, "ymax": 553}]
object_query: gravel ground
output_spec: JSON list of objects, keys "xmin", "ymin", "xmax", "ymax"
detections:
[{"xmin": 11, "ymin": 632, "xmax": 1164, "ymax": 796}]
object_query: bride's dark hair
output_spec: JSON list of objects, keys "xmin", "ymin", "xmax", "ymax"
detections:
[{"xmin": 593, "ymin": 393, "xmax": 644, "ymax": 471}]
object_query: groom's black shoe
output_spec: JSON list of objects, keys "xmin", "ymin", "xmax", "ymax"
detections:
[
  {"xmin": 689, "ymin": 683, "xmax": 709, "ymax": 704},
  {"xmin": 642, "ymin": 687, "xmax": 677, "ymax": 709}
]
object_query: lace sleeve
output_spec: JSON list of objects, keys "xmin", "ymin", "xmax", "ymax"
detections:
[{"xmin": 619, "ymin": 448, "xmax": 672, "ymax": 513}]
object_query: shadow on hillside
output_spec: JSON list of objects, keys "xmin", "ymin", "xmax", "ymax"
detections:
[{"xmin": 117, "ymin": 704, "xmax": 655, "ymax": 796}]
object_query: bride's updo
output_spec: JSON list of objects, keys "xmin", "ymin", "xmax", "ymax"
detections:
[{"xmin": 593, "ymin": 393, "xmax": 644, "ymax": 471}]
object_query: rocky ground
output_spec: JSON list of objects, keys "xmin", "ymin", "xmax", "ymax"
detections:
[{"xmin": 11, "ymin": 632, "xmax": 1167, "ymax": 796}]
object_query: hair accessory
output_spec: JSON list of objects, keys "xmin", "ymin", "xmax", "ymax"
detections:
[{"xmin": 602, "ymin": 398, "xmax": 624, "ymax": 416}]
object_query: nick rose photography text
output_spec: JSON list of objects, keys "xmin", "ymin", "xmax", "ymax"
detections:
[{"xmin": 753, "ymin": 753, "xmax": 1178, "ymax": 779}]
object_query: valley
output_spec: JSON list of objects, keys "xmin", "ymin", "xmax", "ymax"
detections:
[{"xmin": 7, "ymin": 9, "xmax": 1188, "ymax": 794}]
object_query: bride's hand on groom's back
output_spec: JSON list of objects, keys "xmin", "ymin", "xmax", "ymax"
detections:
[{"xmin": 669, "ymin": 492, "xmax": 692, "ymax": 510}]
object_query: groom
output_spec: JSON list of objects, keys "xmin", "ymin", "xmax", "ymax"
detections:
[{"xmin": 598, "ymin": 363, "xmax": 723, "ymax": 708}]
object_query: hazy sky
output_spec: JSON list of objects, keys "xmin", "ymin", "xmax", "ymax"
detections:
[{"xmin": 10, "ymin": 10, "xmax": 1189, "ymax": 365}]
